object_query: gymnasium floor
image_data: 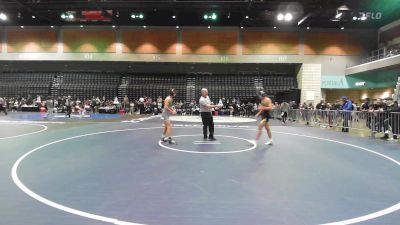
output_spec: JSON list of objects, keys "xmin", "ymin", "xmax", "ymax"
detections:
[{"xmin": 0, "ymin": 114, "xmax": 400, "ymax": 225}]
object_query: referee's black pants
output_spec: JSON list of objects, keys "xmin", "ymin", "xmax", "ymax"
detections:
[{"xmin": 201, "ymin": 112, "xmax": 214, "ymax": 138}]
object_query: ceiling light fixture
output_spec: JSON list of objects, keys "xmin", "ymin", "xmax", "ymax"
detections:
[
  {"xmin": 297, "ymin": 14, "xmax": 311, "ymax": 26},
  {"xmin": 61, "ymin": 12, "xmax": 74, "ymax": 20},
  {"xmin": 131, "ymin": 13, "xmax": 144, "ymax": 20},
  {"xmin": 284, "ymin": 13, "xmax": 293, "ymax": 21},
  {"xmin": 335, "ymin": 12, "xmax": 343, "ymax": 19},
  {"xmin": 0, "ymin": 13, "xmax": 7, "ymax": 21},
  {"xmin": 337, "ymin": 4, "xmax": 350, "ymax": 11},
  {"xmin": 203, "ymin": 13, "xmax": 218, "ymax": 21}
]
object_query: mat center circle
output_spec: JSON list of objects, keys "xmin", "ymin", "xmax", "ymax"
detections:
[{"xmin": 158, "ymin": 134, "xmax": 256, "ymax": 154}]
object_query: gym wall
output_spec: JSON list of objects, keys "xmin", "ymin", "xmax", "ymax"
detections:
[{"xmin": 0, "ymin": 27, "xmax": 375, "ymax": 58}]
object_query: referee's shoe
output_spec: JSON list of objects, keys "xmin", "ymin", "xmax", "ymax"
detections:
[{"xmin": 208, "ymin": 136, "xmax": 217, "ymax": 141}]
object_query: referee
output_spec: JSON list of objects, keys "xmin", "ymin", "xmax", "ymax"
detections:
[{"xmin": 199, "ymin": 88, "xmax": 219, "ymax": 141}]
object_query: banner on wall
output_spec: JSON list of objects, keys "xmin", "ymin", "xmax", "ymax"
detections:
[
  {"xmin": 322, "ymin": 72, "xmax": 399, "ymax": 89},
  {"xmin": 321, "ymin": 76, "xmax": 349, "ymax": 89}
]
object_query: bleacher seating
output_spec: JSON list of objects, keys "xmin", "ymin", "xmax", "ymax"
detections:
[
  {"xmin": 0, "ymin": 72, "xmax": 54, "ymax": 98},
  {"xmin": 57, "ymin": 73, "xmax": 120, "ymax": 100},
  {"xmin": 195, "ymin": 75, "xmax": 257, "ymax": 102},
  {"xmin": 0, "ymin": 72, "xmax": 298, "ymax": 103},
  {"xmin": 195, "ymin": 74, "xmax": 297, "ymax": 102},
  {"xmin": 125, "ymin": 74, "xmax": 186, "ymax": 102},
  {"xmin": 263, "ymin": 75, "xmax": 296, "ymax": 96}
]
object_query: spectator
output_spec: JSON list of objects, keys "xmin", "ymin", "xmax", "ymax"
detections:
[
  {"xmin": 65, "ymin": 96, "xmax": 72, "ymax": 118},
  {"xmin": 157, "ymin": 96, "xmax": 163, "ymax": 113},
  {"xmin": 129, "ymin": 101, "xmax": 134, "ymax": 115},
  {"xmin": 0, "ymin": 97, "xmax": 7, "ymax": 115},
  {"xmin": 382, "ymin": 100, "xmax": 399, "ymax": 140},
  {"xmin": 46, "ymin": 97, "xmax": 54, "ymax": 118},
  {"xmin": 280, "ymin": 100, "xmax": 289, "ymax": 124},
  {"xmin": 316, "ymin": 100, "xmax": 326, "ymax": 110},
  {"xmin": 122, "ymin": 95, "xmax": 129, "ymax": 112},
  {"xmin": 340, "ymin": 96, "xmax": 353, "ymax": 132},
  {"xmin": 361, "ymin": 98, "xmax": 370, "ymax": 111}
]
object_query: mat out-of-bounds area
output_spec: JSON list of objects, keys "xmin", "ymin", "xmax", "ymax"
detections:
[{"xmin": 0, "ymin": 115, "xmax": 399, "ymax": 225}]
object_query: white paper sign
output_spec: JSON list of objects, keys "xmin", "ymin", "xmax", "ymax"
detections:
[{"xmin": 306, "ymin": 91, "xmax": 315, "ymax": 101}]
